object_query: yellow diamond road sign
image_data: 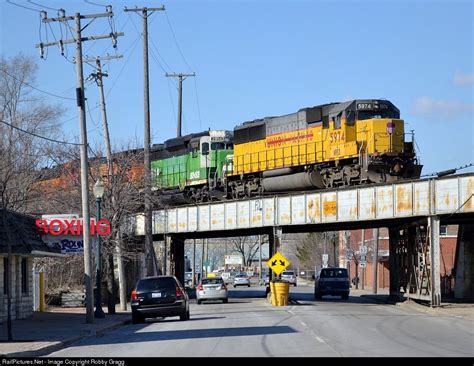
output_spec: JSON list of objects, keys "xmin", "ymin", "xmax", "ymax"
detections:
[{"xmin": 267, "ymin": 252, "xmax": 290, "ymax": 276}]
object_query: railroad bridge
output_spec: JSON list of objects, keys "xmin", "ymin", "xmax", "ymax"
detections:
[{"xmin": 129, "ymin": 173, "xmax": 474, "ymax": 306}]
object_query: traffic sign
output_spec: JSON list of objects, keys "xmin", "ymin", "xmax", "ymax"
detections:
[
  {"xmin": 360, "ymin": 245, "xmax": 368, "ymax": 254},
  {"xmin": 267, "ymin": 252, "xmax": 290, "ymax": 275}
]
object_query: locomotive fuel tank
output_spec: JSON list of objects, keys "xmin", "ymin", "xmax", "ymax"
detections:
[{"xmin": 262, "ymin": 171, "xmax": 324, "ymax": 192}]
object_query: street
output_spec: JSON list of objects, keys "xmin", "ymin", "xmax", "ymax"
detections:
[{"xmin": 48, "ymin": 284, "xmax": 474, "ymax": 357}]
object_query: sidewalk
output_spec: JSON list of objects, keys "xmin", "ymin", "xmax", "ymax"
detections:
[
  {"xmin": 0, "ymin": 305, "xmax": 131, "ymax": 357},
  {"xmin": 353, "ymin": 287, "xmax": 474, "ymax": 319}
]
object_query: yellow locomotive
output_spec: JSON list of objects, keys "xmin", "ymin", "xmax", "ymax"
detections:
[{"xmin": 226, "ymin": 99, "xmax": 422, "ymax": 198}]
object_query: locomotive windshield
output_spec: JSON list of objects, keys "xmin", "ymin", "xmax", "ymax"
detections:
[
  {"xmin": 211, "ymin": 142, "xmax": 233, "ymax": 150},
  {"xmin": 358, "ymin": 109, "xmax": 399, "ymax": 120}
]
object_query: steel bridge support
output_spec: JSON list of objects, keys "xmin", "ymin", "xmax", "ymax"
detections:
[
  {"xmin": 268, "ymin": 227, "xmax": 282, "ymax": 283},
  {"xmin": 388, "ymin": 216, "xmax": 441, "ymax": 306},
  {"xmin": 170, "ymin": 236, "xmax": 185, "ymax": 286},
  {"xmin": 429, "ymin": 216, "xmax": 441, "ymax": 307}
]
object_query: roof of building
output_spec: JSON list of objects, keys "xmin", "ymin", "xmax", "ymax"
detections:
[{"xmin": 0, "ymin": 209, "xmax": 61, "ymax": 255}]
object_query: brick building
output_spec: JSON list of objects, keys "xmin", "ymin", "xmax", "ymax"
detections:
[
  {"xmin": 0, "ymin": 209, "xmax": 61, "ymax": 322},
  {"xmin": 339, "ymin": 225, "xmax": 458, "ymax": 293}
]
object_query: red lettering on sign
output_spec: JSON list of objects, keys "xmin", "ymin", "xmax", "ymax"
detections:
[{"xmin": 35, "ymin": 218, "xmax": 111, "ymax": 237}]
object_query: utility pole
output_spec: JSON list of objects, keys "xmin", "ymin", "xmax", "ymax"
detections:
[
  {"xmin": 258, "ymin": 234, "xmax": 262, "ymax": 283},
  {"xmin": 86, "ymin": 54, "xmax": 128, "ymax": 312},
  {"xmin": 372, "ymin": 228, "xmax": 379, "ymax": 294},
  {"xmin": 125, "ymin": 6, "xmax": 165, "ymax": 276},
  {"xmin": 344, "ymin": 230, "xmax": 351, "ymax": 282},
  {"xmin": 192, "ymin": 238, "xmax": 196, "ymax": 287},
  {"xmin": 36, "ymin": 8, "xmax": 123, "ymax": 324},
  {"xmin": 361, "ymin": 229, "xmax": 365, "ymax": 290},
  {"xmin": 165, "ymin": 72, "xmax": 195, "ymax": 137},
  {"xmin": 200, "ymin": 238, "xmax": 204, "ymax": 279}
]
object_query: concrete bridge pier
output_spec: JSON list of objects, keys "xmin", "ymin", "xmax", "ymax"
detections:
[
  {"xmin": 388, "ymin": 226, "xmax": 403, "ymax": 302},
  {"xmin": 429, "ymin": 216, "xmax": 441, "ymax": 307},
  {"xmin": 454, "ymin": 223, "xmax": 474, "ymax": 301},
  {"xmin": 170, "ymin": 236, "xmax": 185, "ymax": 286}
]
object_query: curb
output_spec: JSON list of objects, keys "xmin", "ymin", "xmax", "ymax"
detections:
[{"xmin": 4, "ymin": 318, "xmax": 131, "ymax": 358}]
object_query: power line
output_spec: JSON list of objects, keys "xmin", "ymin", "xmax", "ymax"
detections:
[
  {"xmin": 164, "ymin": 10, "xmax": 193, "ymax": 71},
  {"xmin": 0, "ymin": 67, "xmax": 76, "ymax": 100},
  {"xmin": 6, "ymin": 0, "xmax": 40, "ymax": 12},
  {"xmin": 27, "ymin": 0, "xmax": 59, "ymax": 11},
  {"xmin": 0, "ymin": 119, "xmax": 82, "ymax": 146},
  {"xmin": 105, "ymin": 34, "xmax": 141, "ymax": 99},
  {"xmin": 193, "ymin": 77, "xmax": 203, "ymax": 130},
  {"xmin": 84, "ymin": 0, "xmax": 108, "ymax": 8}
]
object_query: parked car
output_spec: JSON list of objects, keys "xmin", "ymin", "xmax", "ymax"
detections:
[
  {"xmin": 264, "ymin": 273, "xmax": 270, "ymax": 286},
  {"xmin": 196, "ymin": 277, "xmax": 228, "ymax": 304},
  {"xmin": 184, "ymin": 272, "xmax": 193, "ymax": 287},
  {"xmin": 131, "ymin": 276, "xmax": 190, "ymax": 324},
  {"xmin": 221, "ymin": 272, "xmax": 231, "ymax": 284},
  {"xmin": 281, "ymin": 270, "xmax": 297, "ymax": 286},
  {"xmin": 233, "ymin": 273, "xmax": 250, "ymax": 287},
  {"xmin": 314, "ymin": 267, "xmax": 350, "ymax": 300}
]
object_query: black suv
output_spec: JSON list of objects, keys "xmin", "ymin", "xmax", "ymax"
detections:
[
  {"xmin": 131, "ymin": 276, "xmax": 190, "ymax": 324},
  {"xmin": 314, "ymin": 267, "xmax": 350, "ymax": 300}
]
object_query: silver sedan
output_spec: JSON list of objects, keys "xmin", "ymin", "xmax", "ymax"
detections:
[
  {"xmin": 196, "ymin": 277, "xmax": 228, "ymax": 304},
  {"xmin": 233, "ymin": 274, "xmax": 250, "ymax": 287}
]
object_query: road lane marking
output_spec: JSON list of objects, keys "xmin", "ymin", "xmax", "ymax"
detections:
[
  {"xmin": 300, "ymin": 321, "xmax": 307, "ymax": 327},
  {"xmin": 315, "ymin": 336, "xmax": 325, "ymax": 343}
]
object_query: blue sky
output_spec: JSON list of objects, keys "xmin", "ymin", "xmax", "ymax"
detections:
[{"xmin": 1, "ymin": 0, "xmax": 473, "ymax": 176}]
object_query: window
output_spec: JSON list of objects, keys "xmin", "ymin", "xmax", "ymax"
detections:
[
  {"xmin": 137, "ymin": 277, "xmax": 176, "ymax": 292},
  {"xmin": 320, "ymin": 268, "xmax": 348, "ymax": 278},
  {"xmin": 334, "ymin": 113, "xmax": 342, "ymax": 129},
  {"xmin": 201, "ymin": 142, "xmax": 210, "ymax": 155},
  {"xmin": 3, "ymin": 258, "xmax": 8, "ymax": 295},
  {"xmin": 346, "ymin": 110, "xmax": 356, "ymax": 126},
  {"xmin": 322, "ymin": 115, "xmax": 329, "ymax": 129},
  {"xmin": 440, "ymin": 225, "xmax": 448, "ymax": 236},
  {"xmin": 21, "ymin": 258, "xmax": 28, "ymax": 294},
  {"xmin": 211, "ymin": 142, "xmax": 225, "ymax": 151},
  {"xmin": 358, "ymin": 109, "xmax": 399, "ymax": 120}
]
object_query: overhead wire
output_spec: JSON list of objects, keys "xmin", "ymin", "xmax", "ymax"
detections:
[
  {"xmin": 193, "ymin": 77, "xmax": 203, "ymax": 130},
  {"xmin": 84, "ymin": 0, "xmax": 108, "ymax": 8},
  {"xmin": 164, "ymin": 9, "xmax": 204, "ymax": 129},
  {"xmin": 0, "ymin": 119, "xmax": 82, "ymax": 146},
  {"xmin": 27, "ymin": 0, "xmax": 59, "ymax": 11},
  {"xmin": 166, "ymin": 77, "xmax": 177, "ymax": 124},
  {"xmin": 164, "ymin": 10, "xmax": 193, "ymax": 72},
  {"xmin": 0, "ymin": 67, "xmax": 75, "ymax": 100},
  {"xmin": 105, "ymin": 33, "xmax": 141, "ymax": 99},
  {"xmin": 6, "ymin": 0, "xmax": 41, "ymax": 12}
]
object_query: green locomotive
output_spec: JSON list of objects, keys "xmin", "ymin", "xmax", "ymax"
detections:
[{"xmin": 151, "ymin": 130, "xmax": 234, "ymax": 203}]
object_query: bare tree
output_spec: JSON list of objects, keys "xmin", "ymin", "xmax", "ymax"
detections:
[
  {"xmin": 0, "ymin": 54, "xmax": 65, "ymax": 340},
  {"xmin": 295, "ymin": 231, "xmax": 339, "ymax": 270},
  {"xmin": 229, "ymin": 236, "xmax": 261, "ymax": 267},
  {"xmin": 32, "ymin": 141, "xmax": 147, "ymax": 312}
]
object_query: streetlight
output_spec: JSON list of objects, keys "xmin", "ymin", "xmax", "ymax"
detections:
[{"xmin": 93, "ymin": 179, "xmax": 105, "ymax": 318}]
